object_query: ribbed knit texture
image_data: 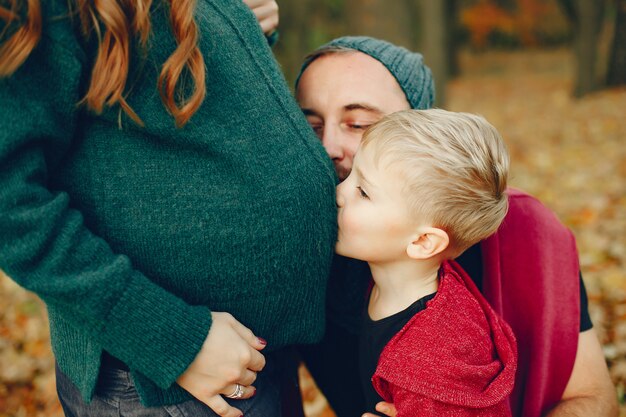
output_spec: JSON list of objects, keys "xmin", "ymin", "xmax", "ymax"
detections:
[
  {"xmin": 0, "ymin": 0, "xmax": 336, "ymax": 406},
  {"xmin": 372, "ymin": 260, "xmax": 517, "ymax": 417},
  {"xmin": 296, "ymin": 35, "xmax": 435, "ymax": 110}
]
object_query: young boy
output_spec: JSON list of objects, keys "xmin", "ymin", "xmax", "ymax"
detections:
[{"xmin": 335, "ymin": 109, "xmax": 517, "ymax": 416}]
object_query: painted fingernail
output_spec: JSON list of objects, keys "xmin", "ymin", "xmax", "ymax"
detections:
[
  {"xmin": 251, "ymin": 389, "xmax": 257, "ymax": 397},
  {"xmin": 257, "ymin": 337, "xmax": 267, "ymax": 345}
]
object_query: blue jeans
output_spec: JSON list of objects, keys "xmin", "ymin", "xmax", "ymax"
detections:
[{"xmin": 56, "ymin": 349, "xmax": 298, "ymax": 417}]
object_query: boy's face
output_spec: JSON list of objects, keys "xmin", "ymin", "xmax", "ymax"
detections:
[
  {"xmin": 296, "ymin": 51, "xmax": 410, "ymax": 181},
  {"xmin": 335, "ymin": 146, "xmax": 417, "ymax": 263}
]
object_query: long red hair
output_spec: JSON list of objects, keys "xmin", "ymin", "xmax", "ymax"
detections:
[{"xmin": 0, "ymin": 0, "xmax": 205, "ymax": 127}]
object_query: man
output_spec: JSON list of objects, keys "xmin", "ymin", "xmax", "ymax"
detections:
[{"xmin": 295, "ymin": 36, "xmax": 617, "ymax": 417}]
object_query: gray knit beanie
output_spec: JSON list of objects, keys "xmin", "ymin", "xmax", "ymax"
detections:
[{"xmin": 296, "ymin": 36, "xmax": 435, "ymax": 110}]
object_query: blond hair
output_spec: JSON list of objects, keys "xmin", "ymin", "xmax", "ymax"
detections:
[
  {"xmin": 361, "ymin": 109, "xmax": 509, "ymax": 256},
  {"xmin": 0, "ymin": 0, "xmax": 205, "ymax": 127}
]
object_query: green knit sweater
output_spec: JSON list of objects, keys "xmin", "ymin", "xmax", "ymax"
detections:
[{"xmin": 0, "ymin": 0, "xmax": 337, "ymax": 406}]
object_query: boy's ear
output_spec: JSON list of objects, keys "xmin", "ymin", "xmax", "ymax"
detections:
[{"xmin": 406, "ymin": 227, "xmax": 449, "ymax": 260}]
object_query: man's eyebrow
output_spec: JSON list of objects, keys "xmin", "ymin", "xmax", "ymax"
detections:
[{"xmin": 344, "ymin": 103, "xmax": 386, "ymax": 115}]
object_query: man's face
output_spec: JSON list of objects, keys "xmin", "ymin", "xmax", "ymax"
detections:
[{"xmin": 296, "ymin": 51, "xmax": 411, "ymax": 181}]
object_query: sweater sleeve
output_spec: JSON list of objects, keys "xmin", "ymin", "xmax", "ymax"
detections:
[{"xmin": 0, "ymin": 32, "xmax": 212, "ymax": 389}]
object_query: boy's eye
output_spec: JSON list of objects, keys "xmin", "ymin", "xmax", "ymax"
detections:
[{"xmin": 357, "ymin": 186, "xmax": 369, "ymax": 199}]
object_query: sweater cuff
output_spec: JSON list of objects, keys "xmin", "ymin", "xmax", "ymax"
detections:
[{"xmin": 100, "ymin": 272, "xmax": 212, "ymax": 389}]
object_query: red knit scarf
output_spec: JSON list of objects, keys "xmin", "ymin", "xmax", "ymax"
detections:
[{"xmin": 372, "ymin": 260, "xmax": 517, "ymax": 417}]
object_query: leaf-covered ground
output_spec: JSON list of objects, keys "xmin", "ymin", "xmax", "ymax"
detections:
[{"xmin": 1, "ymin": 49, "xmax": 625, "ymax": 416}]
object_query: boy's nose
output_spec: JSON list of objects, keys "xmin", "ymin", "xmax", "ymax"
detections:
[{"xmin": 335, "ymin": 183, "xmax": 345, "ymax": 208}]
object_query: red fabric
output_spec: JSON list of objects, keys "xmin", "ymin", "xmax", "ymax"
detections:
[
  {"xmin": 372, "ymin": 260, "xmax": 517, "ymax": 417},
  {"xmin": 481, "ymin": 189, "xmax": 580, "ymax": 417}
]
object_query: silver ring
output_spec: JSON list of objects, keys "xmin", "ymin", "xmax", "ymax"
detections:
[{"xmin": 225, "ymin": 383, "xmax": 244, "ymax": 399}]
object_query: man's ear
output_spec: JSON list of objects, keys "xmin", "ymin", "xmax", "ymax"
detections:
[{"xmin": 406, "ymin": 227, "xmax": 449, "ymax": 260}]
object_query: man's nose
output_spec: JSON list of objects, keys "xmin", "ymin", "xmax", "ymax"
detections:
[{"xmin": 322, "ymin": 126, "xmax": 344, "ymax": 161}]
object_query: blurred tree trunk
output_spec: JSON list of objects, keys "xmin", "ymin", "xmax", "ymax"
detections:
[
  {"xmin": 573, "ymin": 0, "xmax": 605, "ymax": 96},
  {"xmin": 445, "ymin": 0, "xmax": 461, "ymax": 78},
  {"xmin": 273, "ymin": 0, "xmax": 314, "ymax": 88},
  {"xmin": 344, "ymin": 0, "xmax": 419, "ymax": 51},
  {"xmin": 607, "ymin": 0, "xmax": 626, "ymax": 86},
  {"xmin": 558, "ymin": 0, "xmax": 606, "ymax": 96},
  {"xmin": 420, "ymin": 0, "xmax": 450, "ymax": 106}
]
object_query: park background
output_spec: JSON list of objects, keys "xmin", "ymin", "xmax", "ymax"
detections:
[{"xmin": 1, "ymin": 0, "xmax": 625, "ymax": 415}]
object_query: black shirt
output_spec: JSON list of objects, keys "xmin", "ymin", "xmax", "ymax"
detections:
[{"xmin": 359, "ymin": 292, "xmax": 437, "ymax": 415}]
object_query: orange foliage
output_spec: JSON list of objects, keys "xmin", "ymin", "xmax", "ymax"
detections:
[
  {"xmin": 461, "ymin": 1, "xmax": 515, "ymax": 47},
  {"xmin": 516, "ymin": 0, "xmax": 550, "ymax": 46},
  {"xmin": 461, "ymin": 0, "xmax": 553, "ymax": 48}
]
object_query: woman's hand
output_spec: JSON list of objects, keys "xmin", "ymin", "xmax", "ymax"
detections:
[
  {"xmin": 363, "ymin": 401, "xmax": 397, "ymax": 417},
  {"xmin": 177, "ymin": 312, "xmax": 267, "ymax": 417},
  {"xmin": 243, "ymin": 0, "xmax": 279, "ymax": 35}
]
